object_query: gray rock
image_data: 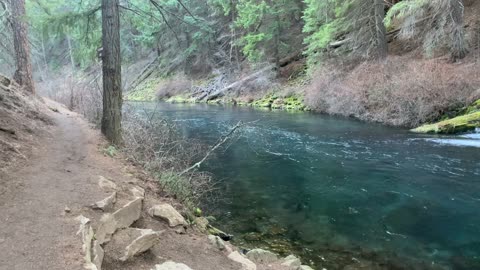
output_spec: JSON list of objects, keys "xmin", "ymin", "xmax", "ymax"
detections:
[
  {"xmin": 281, "ymin": 255, "xmax": 302, "ymax": 269},
  {"xmin": 98, "ymin": 176, "xmax": 117, "ymax": 192},
  {"xmin": 148, "ymin": 204, "xmax": 186, "ymax": 227},
  {"xmin": 91, "ymin": 192, "xmax": 117, "ymax": 211},
  {"xmin": 92, "ymin": 240, "xmax": 104, "ymax": 270},
  {"xmin": 76, "ymin": 215, "xmax": 99, "ymax": 270},
  {"xmin": 105, "ymin": 228, "xmax": 161, "ymax": 261},
  {"xmin": 194, "ymin": 217, "xmax": 209, "ymax": 232},
  {"xmin": 299, "ymin": 265, "xmax": 314, "ymax": 270},
  {"xmin": 208, "ymin": 235, "xmax": 226, "ymax": 251},
  {"xmin": 96, "ymin": 198, "xmax": 143, "ymax": 244},
  {"xmin": 152, "ymin": 261, "xmax": 193, "ymax": 270},
  {"xmin": 246, "ymin": 249, "xmax": 278, "ymax": 264},
  {"xmin": 228, "ymin": 251, "xmax": 257, "ymax": 270},
  {"xmin": 130, "ymin": 186, "xmax": 145, "ymax": 198}
]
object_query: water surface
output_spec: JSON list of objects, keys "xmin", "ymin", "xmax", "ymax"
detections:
[{"xmin": 136, "ymin": 102, "xmax": 480, "ymax": 269}]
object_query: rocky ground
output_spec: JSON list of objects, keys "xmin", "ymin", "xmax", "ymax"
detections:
[{"xmin": 0, "ymin": 74, "xmax": 314, "ymax": 270}]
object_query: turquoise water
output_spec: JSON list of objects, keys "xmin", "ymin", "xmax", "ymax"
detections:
[{"xmin": 138, "ymin": 102, "xmax": 480, "ymax": 269}]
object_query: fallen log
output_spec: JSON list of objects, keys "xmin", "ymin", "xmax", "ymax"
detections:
[{"xmin": 204, "ymin": 64, "xmax": 275, "ymax": 101}]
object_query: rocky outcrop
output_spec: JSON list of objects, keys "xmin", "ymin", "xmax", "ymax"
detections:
[
  {"xmin": 148, "ymin": 204, "xmax": 186, "ymax": 227},
  {"xmin": 96, "ymin": 198, "xmax": 143, "ymax": 244},
  {"xmin": 98, "ymin": 176, "xmax": 118, "ymax": 192},
  {"xmin": 246, "ymin": 249, "xmax": 278, "ymax": 264},
  {"xmin": 91, "ymin": 192, "xmax": 117, "ymax": 211},
  {"xmin": 76, "ymin": 215, "xmax": 104, "ymax": 270},
  {"xmin": 105, "ymin": 228, "xmax": 162, "ymax": 261},
  {"xmin": 228, "ymin": 251, "xmax": 256, "ymax": 270},
  {"xmin": 208, "ymin": 235, "xmax": 226, "ymax": 251},
  {"xmin": 130, "ymin": 186, "xmax": 145, "ymax": 198},
  {"xmin": 152, "ymin": 261, "xmax": 193, "ymax": 270}
]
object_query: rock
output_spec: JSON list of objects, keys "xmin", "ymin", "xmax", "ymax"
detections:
[
  {"xmin": 64, "ymin": 206, "xmax": 71, "ymax": 213},
  {"xmin": 76, "ymin": 215, "xmax": 101, "ymax": 270},
  {"xmin": 152, "ymin": 261, "xmax": 193, "ymax": 270},
  {"xmin": 299, "ymin": 265, "xmax": 314, "ymax": 270},
  {"xmin": 96, "ymin": 198, "xmax": 143, "ymax": 244},
  {"xmin": 246, "ymin": 249, "xmax": 278, "ymax": 264},
  {"xmin": 92, "ymin": 240, "xmax": 104, "ymax": 270},
  {"xmin": 148, "ymin": 204, "xmax": 186, "ymax": 227},
  {"xmin": 194, "ymin": 217, "xmax": 209, "ymax": 232},
  {"xmin": 208, "ymin": 235, "xmax": 226, "ymax": 251},
  {"xmin": 105, "ymin": 228, "xmax": 161, "ymax": 262},
  {"xmin": 175, "ymin": 227, "xmax": 187, "ymax": 235},
  {"xmin": 208, "ymin": 225, "xmax": 233, "ymax": 241},
  {"xmin": 98, "ymin": 176, "xmax": 117, "ymax": 192},
  {"xmin": 130, "ymin": 186, "xmax": 145, "ymax": 198},
  {"xmin": 91, "ymin": 192, "xmax": 117, "ymax": 211},
  {"xmin": 281, "ymin": 255, "xmax": 302, "ymax": 269},
  {"xmin": 0, "ymin": 74, "xmax": 11, "ymax": 87},
  {"xmin": 228, "ymin": 251, "xmax": 257, "ymax": 270}
]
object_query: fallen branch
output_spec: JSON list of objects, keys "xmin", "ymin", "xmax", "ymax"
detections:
[
  {"xmin": 179, "ymin": 121, "xmax": 245, "ymax": 176},
  {"xmin": 204, "ymin": 65, "xmax": 274, "ymax": 101}
]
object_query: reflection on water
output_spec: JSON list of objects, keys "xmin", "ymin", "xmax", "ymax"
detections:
[{"xmin": 134, "ymin": 102, "xmax": 480, "ymax": 269}]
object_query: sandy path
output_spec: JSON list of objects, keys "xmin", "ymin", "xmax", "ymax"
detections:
[{"xmin": 0, "ymin": 102, "xmax": 106, "ymax": 270}]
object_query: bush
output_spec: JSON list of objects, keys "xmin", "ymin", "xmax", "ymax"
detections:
[
  {"xmin": 156, "ymin": 75, "xmax": 192, "ymax": 99},
  {"xmin": 305, "ymin": 57, "xmax": 480, "ymax": 127}
]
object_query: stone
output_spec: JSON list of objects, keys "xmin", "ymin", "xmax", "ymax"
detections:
[
  {"xmin": 92, "ymin": 240, "xmax": 104, "ymax": 270},
  {"xmin": 281, "ymin": 255, "xmax": 301, "ymax": 269},
  {"xmin": 208, "ymin": 235, "xmax": 226, "ymax": 251},
  {"xmin": 96, "ymin": 198, "xmax": 143, "ymax": 244},
  {"xmin": 299, "ymin": 266, "xmax": 314, "ymax": 270},
  {"xmin": 64, "ymin": 206, "xmax": 71, "ymax": 213},
  {"xmin": 228, "ymin": 251, "xmax": 257, "ymax": 270},
  {"xmin": 107, "ymin": 228, "xmax": 161, "ymax": 261},
  {"xmin": 130, "ymin": 186, "xmax": 145, "ymax": 198},
  {"xmin": 246, "ymin": 249, "xmax": 278, "ymax": 264},
  {"xmin": 76, "ymin": 215, "xmax": 100, "ymax": 270},
  {"xmin": 148, "ymin": 204, "xmax": 186, "ymax": 227},
  {"xmin": 152, "ymin": 261, "xmax": 193, "ymax": 270},
  {"xmin": 98, "ymin": 176, "xmax": 117, "ymax": 192},
  {"xmin": 91, "ymin": 192, "xmax": 117, "ymax": 211},
  {"xmin": 194, "ymin": 217, "xmax": 209, "ymax": 232}
]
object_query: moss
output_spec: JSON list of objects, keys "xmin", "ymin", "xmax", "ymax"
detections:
[
  {"xmin": 124, "ymin": 77, "xmax": 162, "ymax": 101},
  {"xmin": 165, "ymin": 94, "xmax": 197, "ymax": 104},
  {"xmin": 411, "ymin": 111, "xmax": 480, "ymax": 134}
]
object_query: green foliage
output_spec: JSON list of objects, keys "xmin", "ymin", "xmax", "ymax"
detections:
[{"xmin": 103, "ymin": 145, "xmax": 118, "ymax": 157}]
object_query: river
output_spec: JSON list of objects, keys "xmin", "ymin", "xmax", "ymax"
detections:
[{"xmin": 134, "ymin": 102, "xmax": 480, "ymax": 269}]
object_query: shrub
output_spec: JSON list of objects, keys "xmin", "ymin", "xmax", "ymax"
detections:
[{"xmin": 305, "ymin": 57, "xmax": 480, "ymax": 127}]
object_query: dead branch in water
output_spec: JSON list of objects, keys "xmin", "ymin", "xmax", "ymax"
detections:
[{"xmin": 179, "ymin": 120, "xmax": 255, "ymax": 176}]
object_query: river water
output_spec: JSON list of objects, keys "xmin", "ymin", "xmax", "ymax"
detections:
[{"xmin": 136, "ymin": 102, "xmax": 480, "ymax": 269}]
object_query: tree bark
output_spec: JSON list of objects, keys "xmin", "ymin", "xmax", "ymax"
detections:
[
  {"xmin": 10, "ymin": 0, "xmax": 35, "ymax": 93},
  {"xmin": 101, "ymin": 0, "xmax": 123, "ymax": 145},
  {"xmin": 374, "ymin": 0, "xmax": 388, "ymax": 58}
]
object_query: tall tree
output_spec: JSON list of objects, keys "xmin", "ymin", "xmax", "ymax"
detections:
[
  {"xmin": 101, "ymin": 0, "xmax": 122, "ymax": 145},
  {"xmin": 10, "ymin": 0, "xmax": 35, "ymax": 92}
]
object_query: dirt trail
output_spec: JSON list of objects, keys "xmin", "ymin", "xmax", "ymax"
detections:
[{"xmin": 0, "ymin": 100, "xmax": 109, "ymax": 270}]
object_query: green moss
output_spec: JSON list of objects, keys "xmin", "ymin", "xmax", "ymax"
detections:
[
  {"xmin": 165, "ymin": 94, "xmax": 197, "ymax": 104},
  {"xmin": 125, "ymin": 77, "xmax": 162, "ymax": 101},
  {"xmin": 411, "ymin": 111, "xmax": 480, "ymax": 134}
]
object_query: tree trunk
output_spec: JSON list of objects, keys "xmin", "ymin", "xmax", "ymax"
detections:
[
  {"xmin": 374, "ymin": 0, "xmax": 388, "ymax": 58},
  {"xmin": 10, "ymin": 0, "xmax": 35, "ymax": 93},
  {"xmin": 101, "ymin": 0, "xmax": 123, "ymax": 145},
  {"xmin": 450, "ymin": 0, "xmax": 467, "ymax": 61}
]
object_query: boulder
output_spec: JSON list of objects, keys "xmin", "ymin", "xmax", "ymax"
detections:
[
  {"xmin": 148, "ymin": 204, "xmax": 186, "ymax": 227},
  {"xmin": 96, "ymin": 198, "xmax": 143, "ymax": 244},
  {"xmin": 208, "ymin": 235, "xmax": 226, "ymax": 251},
  {"xmin": 98, "ymin": 176, "xmax": 117, "ymax": 192},
  {"xmin": 299, "ymin": 266, "xmax": 314, "ymax": 270},
  {"xmin": 246, "ymin": 249, "xmax": 278, "ymax": 264},
  {"xmin": 76, "ymin": 215, "xmax": 103, "ymax": 270},
  {"xmin": 91, "ymin": 192, "xmax": 117, "ymax": 211},
  {"xmin": 281, "ymin": 255, "xmax": 302, "ymax": 269},
  {"xmin": 194, "ymin": 217, "xmax": 209, "ymax": 232},
  {"xmin": 228, "ymin": 251, "xmax": 256, "ymax": 270},
  {"xmin": 152, "ymin": 261, "xmax": 193, "ymax": 270},
  {"xmin": 105, "ymin": 228, "xmax": 161, "ymax": 262},
  {"xmin": 130, "ymin": 186, "xmax": 145, "ymax": 198}
]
